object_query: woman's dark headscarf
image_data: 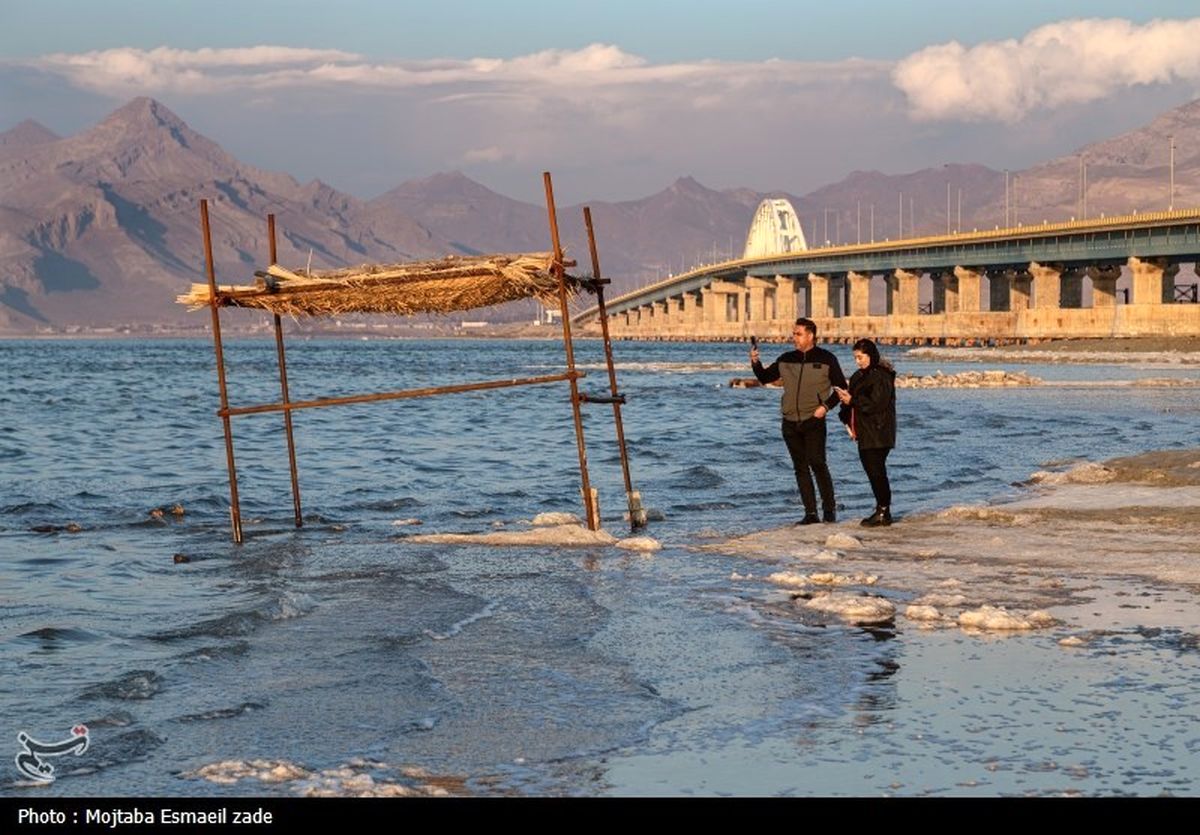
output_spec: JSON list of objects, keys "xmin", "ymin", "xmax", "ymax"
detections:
[{"xmin": 853, "ymin": 338, "xmax": 881, "ymax": 369}]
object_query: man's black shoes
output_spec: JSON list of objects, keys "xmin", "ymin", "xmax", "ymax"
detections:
[
  {"xmin": 823, "ymin": 510, "xmax": 837, "ymax": 523},
  {"xmin": 795, "ymin": 514, "xmax": 821, "ymax": 526}
]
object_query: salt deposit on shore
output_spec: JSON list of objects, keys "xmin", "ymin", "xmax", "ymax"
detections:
[
  {"xmin": 405, "ymin": 522, "xmax": 661, "ymax": 552},
  {"xmin": 707, "ymin": 447, "xmax": 1200, "ymax": 637},
  {"xmin": 908, "ymin": 338, "xmax": 1200, "ymax": 367},
  {"xmin": 897, "ymin": 369, "xmax": 1043, "ymax": 388},
  {"xmin": 183, "ymin": 758, "xmax": 457, "ymax": 797}
]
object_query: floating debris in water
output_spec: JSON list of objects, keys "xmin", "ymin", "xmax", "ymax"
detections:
[
  {"xmin": 958, "ymin": 605, "xmax": 1057, "ymax": 632},
  {"xmin": 408, "ymin": 524, "xmax": 617, "ymax": 548},
  {"xmin": 904, "ymin": 604, "xmax": 944, "ymax": 622},
  {"xmin": 531, "ymin": 512, "xmax": 581, "ymax": 527},
  {"xmin": 30, "ymin": 523, "xmax": 83, "ymax": 533},
  {"xmin": 801, "ymin": 592, "xmax": 896, "ymax": 625},
  {"xmin": 1058, "ymin": 635, "xmax": 1089, "ymax": 647},
  {"xmin": 770, "ymin": 571, "xmax": 877, "ymax": 588},
  {"xmin": 185, "ymin": 759, "xmax": 308, "ymax": 785},
  {"xmin": 913, "ymin": 592, "xmax": 968, "ymax": 608},
  {"xmin": 182, "ymin": 757, "xmax": 459, "ymax": 796},
  {"xmin": 615, "ymin": 536, "xmax": 661, "ymax": 552},
  {"xmin": 391, "ymin": 518, "xmax": 422, "ymax": 526},
  {"xmin": 767, "ymin": 571, "xmax": 809, "ymax": 588},
  {"xmin": 172, "ymin": 553, "xmax": 190, "ymax": 564},
  {"xmin": 1028, "ymin": 463, "xmax": 1115, "ymax": 485},
  {"xmin": 897, "ymin": 369, "xmax": 1043, "ymax": 388}
]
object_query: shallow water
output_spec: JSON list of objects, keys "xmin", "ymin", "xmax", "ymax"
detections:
[{"xmin": 1, "ymin": 337, "xmax": 1198, "ymax": 796}]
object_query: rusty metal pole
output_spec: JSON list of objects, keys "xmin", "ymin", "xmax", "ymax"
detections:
[
  {"xmin": 543, "ymin": 172, "xmax": 597, "ymax": 531},
  {"xmin": 200, "ymin": 199, "xmax": 244, "ymax": 543},
  {"xmin": 267, "ymin": 215, "xmax": 303, "ymax": 528},
  {"xmin": 583, "ymin": 207, "xmax": 646, "ymax": 529}
]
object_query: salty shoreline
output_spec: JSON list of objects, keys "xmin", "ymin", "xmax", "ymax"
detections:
[
  {"xmin": 908, "ymin": 336, "xmax": 1200, "ymax": 366},
  {"xmin": 707, "ymin": 448, "xmax": 1200, "ymax": 641}
]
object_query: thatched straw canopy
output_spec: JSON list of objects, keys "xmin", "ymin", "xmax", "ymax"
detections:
[{"xmin": 177, "ymin": 253, "xmax": 584, "ymax": 317}]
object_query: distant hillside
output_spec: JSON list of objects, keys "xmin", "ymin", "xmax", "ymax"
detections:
[
  {"xmin": 2, "ymin": 95, "xmax": 1198, "ymax": 333},
  {"xmin": 0, "ymin": 98, "xmax": 447, "ymax": 330}
]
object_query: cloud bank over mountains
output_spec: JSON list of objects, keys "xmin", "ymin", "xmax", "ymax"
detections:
[
  {"xmin": 6, "ymin": 17, "xmax": 1199, "ymax": 201},
  {"xmin": 894, "ymin": 17, "xmax": 1200, "ymax": 121},
  {"xmin": 27, "ymin": 17, "xmax": 1200, "ymax": 123}
]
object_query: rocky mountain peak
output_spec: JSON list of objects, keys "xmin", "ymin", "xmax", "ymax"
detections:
[
  {"xmin": 0, "ymin": 119, "xmax": 60, "ymax": 151},
  {"xmin": 100, "ymin": 96, "xmax": 187, "ymax": 132},
  {"xmin": 385, "ymin": 170, "xmax": 501, "ymax": 201}
]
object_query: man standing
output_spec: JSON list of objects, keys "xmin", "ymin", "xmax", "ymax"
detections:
[{"xmin": 750, "ymin": 317, "xmax": 847, "ymax": 525}]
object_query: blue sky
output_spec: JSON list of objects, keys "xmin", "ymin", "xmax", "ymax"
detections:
[
  {"xmin": 4, "ymin": 0, "xmax": 1196, "ymax": 61},
  {"xmin": 2, "ymin": 2, "xmax": 1199, "ymax": 201}
]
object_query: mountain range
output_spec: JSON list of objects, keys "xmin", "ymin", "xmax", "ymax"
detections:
[{"xmin": 2, "ymin": 96, "xmax": 1198, "ymax": 333}]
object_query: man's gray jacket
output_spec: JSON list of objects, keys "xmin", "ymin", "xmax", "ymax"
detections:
[{"xmin": 752, "ymin": 347, "xmax": 848, "ymax": 422}]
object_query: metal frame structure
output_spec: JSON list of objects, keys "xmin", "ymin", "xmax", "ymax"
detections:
[{"xmin": 198, "ymin": 172, "xmax": 643, "ymax": 543}]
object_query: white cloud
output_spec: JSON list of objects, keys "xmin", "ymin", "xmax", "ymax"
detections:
[
  {"xmin": 462, "ymin": 146, "xmax": 508, "ymax": 163},
  {"xmin": 894, "ymin": 17, "xmax": 1200, "ymax": 122},
  {"xmin": 34, "ymin": 46, "xmax": 362, "ymax": 94},
  {"xmin": 28, "ymin": 43, "xmax": 889, "ymax": 97}
]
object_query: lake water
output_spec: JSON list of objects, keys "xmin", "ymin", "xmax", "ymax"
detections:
[{"xmin": 2, "ymin": 337, "xmax": 1198, "ymax": 797}]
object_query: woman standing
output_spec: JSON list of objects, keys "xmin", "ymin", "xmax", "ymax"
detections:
[{"xmin": 834, "ymin": 339, "xmax": 896, "ymax": 526}]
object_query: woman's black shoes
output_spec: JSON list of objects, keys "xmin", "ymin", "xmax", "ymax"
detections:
[
  {"xmin": 861, "ymin": 507, "xmax": 893, "ymax": 527},
  {"xmin": 796, "ymin": 513, "xmax": 821, "ymax": 526}
]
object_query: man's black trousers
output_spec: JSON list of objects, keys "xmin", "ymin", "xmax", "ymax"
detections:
[{"xmin": 781, "ymin": 417, "xmax": 835, "ymax": 516}]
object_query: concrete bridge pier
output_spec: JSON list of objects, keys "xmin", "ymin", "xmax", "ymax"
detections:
[
  {"xmin": 1009, "ymin": 269, "xmax": 1032, "ymax": 312},
  {"xmin": 1129, "ymin": 256, "xmax": 1179, "ymax": 304},
  {"xmin": 1088, "ymin": 265, "xmax": 1121, "ymax": 307},
  {"xmin": 701, "ymin": 287, "xmax": 717, "ymax": 325},
  {"xmin": 953, "ymin": 266, "xmax": 984, "ymax": 313},
  {"xmin": 847, "ymin": 271, "xmax": 871, "ymax": 317},
  {"xmin": 649, "ymin": 300, "xmax": 665, "ymax": 330},
  {"xmin": 931, "ymin": 270, "xmax": 959, "ymax": 314},
  {"xmin": 988, "ymin": 270, "xmax": 1010, "ymax": 311},
  {"xmin": 709, "ymin": 280, "xmax": 744, "ymax": 325},
  {"xmin": 888, "ymin": 269, "xmax": 921, "ymax": 316},
  {"xmin": 829, "ymin": 276, "xmax": 846, "ymax": 317},
  {"xmin": 1030, "ymin": 261, "xmax": 1064, "ymax": 309},
  {"xmin": 745, "ymin": 276, "xmax": 774, "ymax": 324},
  {"xmin": 682, "ymin": 291, "xmax": 701, "ymax": 327},
  {"xmin": 808, "ymin": 273, "xmax": 831, "ymax": 318},
  {"xmin": 775, "ymin": 275, "xmax": 797, "ymax": 322},
  {"xmin": 1060, "ymin": 268, "xmax": 1085, "ymax": 308}
]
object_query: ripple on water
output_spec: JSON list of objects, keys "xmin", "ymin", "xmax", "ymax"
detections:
[
  {"xmin": 17, "ymin": 626, "xmax": 103, "ymax": 647},
  {"xmin": 81, "ymin": 670, "xmax": 164, "ymax": 701},
  {"xmin": 668, "ymin": 465, "xmax": 725, "ymax": 490}
]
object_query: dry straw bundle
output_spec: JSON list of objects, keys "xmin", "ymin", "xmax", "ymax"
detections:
[{"xmin": 177, "ymin": 252, "xmax": 585, "ymax": 317}]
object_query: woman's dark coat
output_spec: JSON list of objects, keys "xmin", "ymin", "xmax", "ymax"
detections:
[{"xmin": 839, "ymin": 365, "xmax": 896, "ymax": 449}]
